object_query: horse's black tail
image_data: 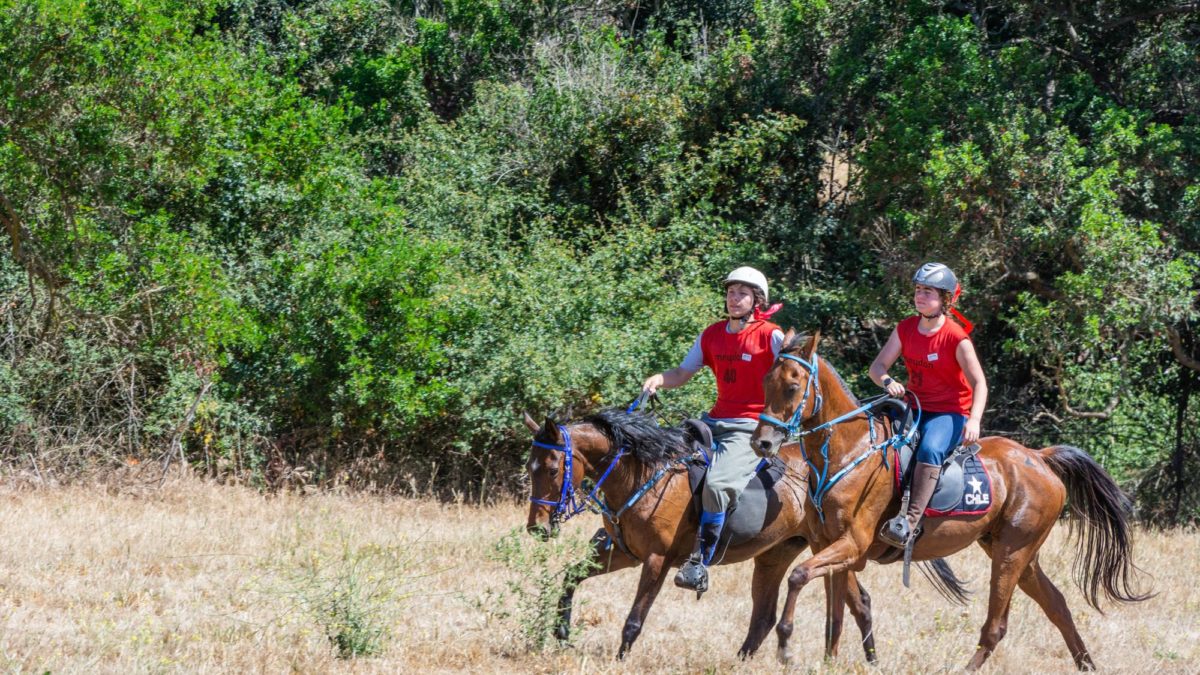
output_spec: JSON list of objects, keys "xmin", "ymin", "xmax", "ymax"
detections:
[
  {"xmin": 918, "ymin": 558, "xmax": 971, "ymax": 605},
  {"xmin": 1040, "ymin": 444, "xmax": 1154, "ymax": 610}
]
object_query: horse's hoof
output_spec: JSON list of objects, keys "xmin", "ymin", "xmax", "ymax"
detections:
[
  {"xmin": 777, "ymin": 646, "xmax": 793, "ymax": 665},
  {"xmin": 554, "ymin": 625, "xmax": 570, "ymax": 642}
]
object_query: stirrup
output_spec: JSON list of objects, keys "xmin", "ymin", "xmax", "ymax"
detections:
[
  {"xmin": 879, "ymin": 514, "xmax": 912, "ymax": 549},
  {"xmin": 674, "ymin": 555, "xmax": 709, "ymax": 596}
]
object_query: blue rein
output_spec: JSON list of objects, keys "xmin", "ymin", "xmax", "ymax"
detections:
[
  {"xmin": 529, "ymin": 426, "xmax": 628, "ymax": 523},
  {"xmin": 528, "ymin": 399, "xmax": 682, "ymax": 526},
  {"xmin": 757, "ymin": 351, "xmax": 914, "ymax": 522}
]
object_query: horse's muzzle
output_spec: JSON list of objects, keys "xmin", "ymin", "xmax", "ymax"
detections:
[
  {"xmin": 526, "ymin": 522, "xmax": 560, "ymax": 540},
  {"xmin": 753, "ymin": 428, "xmax": 784, "ymax": 458}
]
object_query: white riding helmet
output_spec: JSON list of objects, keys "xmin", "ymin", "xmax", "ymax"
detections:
[{"xmin": 724, "ymin": 266, "xmax": 769, "ymax": 303}]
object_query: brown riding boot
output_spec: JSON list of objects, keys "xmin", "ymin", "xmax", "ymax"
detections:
[{"xmin": 880, "ymin": 462, "xmax": 942, "ymax": 547}]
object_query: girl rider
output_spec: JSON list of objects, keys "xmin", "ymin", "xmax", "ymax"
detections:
[
  {"xmin": 641, "ymin": 267, "xmax": 783, "ymax": 592},
  {"xmin": 869, "ymin": 262, "xmax": 988, "ymax": 548}
]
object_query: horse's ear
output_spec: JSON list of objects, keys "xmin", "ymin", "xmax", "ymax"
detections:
[
  {"xmin": 522, "ymin": 412, "xmax": 540, "ymax": 434},
  {"xmin": 784, "ymin": 327, "xmax": 796, "ymax": 346},
  {"xmin": 541, "ymin": 417, "xmax": 561, "ymax": 443},
  {"xmin": 807, "ymin": 329, "xmax": 822, "ymax": 358}
]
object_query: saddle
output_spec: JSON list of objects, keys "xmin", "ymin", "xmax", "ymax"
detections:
[
  {"xmin": 680, "ymin": 419, "xmax": 788, "ymax": 557},
  {"xmin": 894, "ymin": 442, "xmax": 991, "ymax": 517},
  {"xmin": 875, "ymin": 397, "xmax": 921, "ymax": 450},
  {"xmin": 680, "ymin": 419, "xmax": 714, "ymax": 461}
]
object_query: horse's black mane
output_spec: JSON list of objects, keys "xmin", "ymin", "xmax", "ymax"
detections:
[{"xmin": 581, "ymin": 409, "xmax": 691, "ymax": 466}]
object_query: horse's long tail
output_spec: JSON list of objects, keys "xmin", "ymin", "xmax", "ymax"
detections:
[
  {"xmin": 918, "ymin": 558, "xmax": 971, "ymax": 605},
  {"xmin": 1039, "ymin": 444, "xmax": 1153, "ymax": 610}
]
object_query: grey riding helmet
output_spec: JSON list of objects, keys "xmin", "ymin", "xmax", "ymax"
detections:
[{"xmin": 912, "ymin": 262, "xmax": 959, "ymax": 296}]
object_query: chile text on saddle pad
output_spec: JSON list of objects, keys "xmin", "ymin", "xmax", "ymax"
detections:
[{"xmin": 894, "ymin": 443, "xmax": 993, "ymax": 517}]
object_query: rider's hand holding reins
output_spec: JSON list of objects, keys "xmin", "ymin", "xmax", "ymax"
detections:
[
  {"xmin": 642, "ymin": 373, "xmax": 664, "ymax": 395},
  {"xmin": 881, "ymin": 376, "xmax": 906, "ymax": 398}
]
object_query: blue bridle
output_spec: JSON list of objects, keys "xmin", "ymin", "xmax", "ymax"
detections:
[
  {"xmin": 528, "ymin": 425, "xmax": 627, "ymax": 524},
  {"xmin": 758, "ymin": 352, "xmax": 824, "ymax": 437},
  {"xmin": 527, "ymin": 396, "xmax": 684, "ymax": 527},
  {"xmin": 757, "ymin": 350, "xmax": 912, "ymax": 522}
]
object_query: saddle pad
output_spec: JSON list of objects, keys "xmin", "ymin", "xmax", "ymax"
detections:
[
  {"xmin": 687, "ymin": 457, "xmax": 787, "ymax": 545},
  {"xmin": 893, "ymin": 443, "xmax": 993, "ymax": 517}
]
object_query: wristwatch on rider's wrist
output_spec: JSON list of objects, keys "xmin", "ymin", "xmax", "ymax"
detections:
[{"xmin": 881, "ymin": 376, "xmax": 894, "ymax": 388}]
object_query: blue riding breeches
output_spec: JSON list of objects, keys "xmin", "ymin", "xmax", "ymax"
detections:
[{"xmin": 915, "ymin": 411, "xmax": 967, "ymax": 465}]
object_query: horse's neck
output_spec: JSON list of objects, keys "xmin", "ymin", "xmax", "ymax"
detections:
[
  {"xmin": 571, "ymin": 425, "xmax": 643, "ymax": 496},
  {"xmin": 804, "ymin": 362, "xmax": 873, "ymax": 463}
]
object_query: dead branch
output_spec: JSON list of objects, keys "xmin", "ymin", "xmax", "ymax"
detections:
[
  {"xmin": 1167, "ymin": 326, "xmax": 1200, "ymax": 373},
  {"xmin": 159, "ymin": 379, "xmax": 214, "ymax": 487}
]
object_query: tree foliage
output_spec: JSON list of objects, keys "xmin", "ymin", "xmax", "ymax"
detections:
[{"xmin": 2, "ymin": 0, "xmax": 1198, "ymax": 521}]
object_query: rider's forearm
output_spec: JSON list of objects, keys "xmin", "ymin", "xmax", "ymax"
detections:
[
  {"xmin": 659, "ymin": 368, "xmax": 695, "ymax": 390},
  {"xmin": 868, "ymin": 361, "xmax": 892, "ymax": 387},
  {"xmin": 969, "ymin": 383, "xmax": 988, "ymax": 424}
]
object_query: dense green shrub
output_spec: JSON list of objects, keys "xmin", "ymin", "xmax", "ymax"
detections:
[{"xmin": 2, "ymin": 0, "xmax": 1197, "ymax": 521}]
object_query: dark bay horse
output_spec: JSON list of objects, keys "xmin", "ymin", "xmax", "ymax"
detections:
[
  {"xmin": 751, "ymin": 331, "xmax": 1150, "ymax": 670},
  {"xmin": 523, "ymin": 408, "xmax": 966, "ymax": 659}
]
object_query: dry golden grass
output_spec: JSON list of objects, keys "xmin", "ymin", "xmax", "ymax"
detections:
[{"xmin": 0, "ymin": 479, "xmax": 1196, "ymax": 673}]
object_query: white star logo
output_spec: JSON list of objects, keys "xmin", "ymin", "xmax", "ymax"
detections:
[{"xmin": 968, "ymin": 476, "xmax": 983, "ymax": 494}]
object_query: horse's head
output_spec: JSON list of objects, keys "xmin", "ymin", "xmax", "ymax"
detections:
[
  {"xmin": 753, "ymin": 329, "xmax": 823, "ymax": 458},
  {"xmin": 522, "ymin": 412, "xmax": 587, "ymax": 540}
]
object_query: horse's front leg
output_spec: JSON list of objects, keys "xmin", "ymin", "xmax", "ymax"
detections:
[
  {"xmin": 776, "ymin": 537, "xmax": 864, "ymax": 665},
  {"xmin": 617, "ymin": 552, "xmax": 670, "ymax": 659},
  {"xmin": 557, "ymin": 527, "xmax": 638, "ymax": 642},
  {"xmin": 738, "ymin": 537, "xmax": 807, "ymax": 659}
]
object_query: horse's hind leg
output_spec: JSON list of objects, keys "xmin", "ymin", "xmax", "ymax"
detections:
[
  {"xmin": 557, "ymin": 527, "xmax": 638, "ymax": 642},
  {"xmin": 843, "ymin": 571, "xmax": 877, "ymax": 663},
  {"xmin": 738, "ymin": 539, "xmax": 806, "ymax": 659},
  {"xmin": 823, "ymin": 571, "xmax": 848, "ymax": 659},
  {"xmin": 968, "ymin": 535, "xmax": 1041, "ymax": 671},
  {"xmin": 617, "ymin": 553, "xmax": 669, "ymax": 659},
  {"xmin": 821, "ymin": 571, "xmax": 876, "ymax": 663},
  {"xmin": 1017, "ymin": 557, "xmax": 1095, "ymax": 671}
]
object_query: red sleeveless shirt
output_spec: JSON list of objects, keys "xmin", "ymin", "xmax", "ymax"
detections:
[
  {"xmin": 701, "ymin": 319, "xmax": 780, "ymax": 419},
  {"xmin": 897, "ymin": 315, "xmax": 973, "ymax": 415}
]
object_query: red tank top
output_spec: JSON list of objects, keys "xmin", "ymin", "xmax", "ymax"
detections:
[
  {"xmin": 897, "ymin": 316, "xmax": 973, "ymax": 415},
  {"xmin": 701, "ymin": 319, "xmax": 780, "ymax": 419}
]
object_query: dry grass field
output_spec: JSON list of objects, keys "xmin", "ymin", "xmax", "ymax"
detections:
[{"xmin": 0, "ymin": 479, "xmax": 1196, "ymax": 673}]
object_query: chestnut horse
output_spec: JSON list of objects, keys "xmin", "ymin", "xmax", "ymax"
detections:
[
  {"xmin": 751, "ymin": 331, "xmax": 1150, "ymax": 670},
  {"xmin": 523, "ymin": 408, "xmax": 966, "ymax": 659}
]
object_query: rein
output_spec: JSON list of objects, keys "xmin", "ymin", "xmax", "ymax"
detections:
[
  {"xmin": 528, "ymin": 426, "xmax": 629, "ymax": 524},
  {"xmin": 758, "ymin": 351, "xmax": 917, "ymax": 522},
  {"xmin": 529, "ymin": 397, "xmax": 685, "ymax": 529}
]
